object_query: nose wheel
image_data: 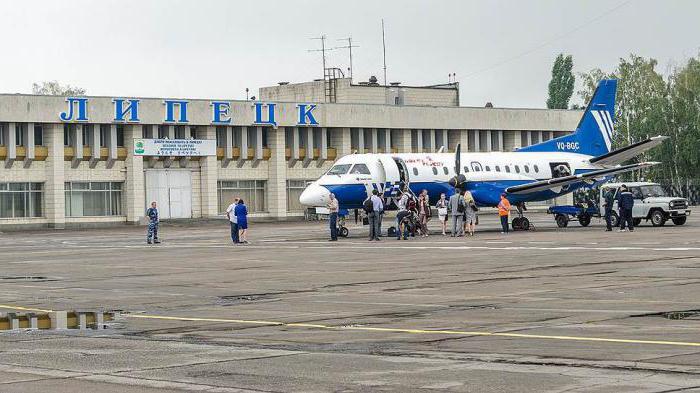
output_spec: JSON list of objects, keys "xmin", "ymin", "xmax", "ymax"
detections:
[{"xmin": 337, "ymin": 215, "xmax": 349, "ymax": 238}]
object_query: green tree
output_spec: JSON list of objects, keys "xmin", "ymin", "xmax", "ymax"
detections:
[
  {"xmin": 666, "ymin": 56, "xmax": 700, "ymax": 188},
  {"xmin": 32, "ymin": 81, "xmax": 86, "ymax": 96},
  {"xmin": 576, "ymin": 68, "xmax": 611, "ymax": 105},
  {"xmin": 546, "ymin": 54, "xmax": 575, "ymax": 109},
  {"xmin": 578, "ymin": 53, "xmax": 700, "ymax": 187},
  {"xmin": 614, "ymin": 55, "xmax": 668, "ymax": 181}
]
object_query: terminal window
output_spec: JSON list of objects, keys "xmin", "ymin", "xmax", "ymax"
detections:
[
  {"xmin": 34, "ymin": 125, "xmax": 43, "ymax": 146},
  {"xmin": 0, "ymin": 182, "xmax": 43, "ymax": 218},
  {"xmin": 217, "ymin": 180, "xmax": 267, "ymax": 213},
  {"xmin": 116, "ymin": 126, "xmax": 125, "ymax": 147},
  {"xmin": 286, "ymin": 180, "xmax": 313, "ymax": 213},
  {"xmin": 64, "ymin": 182, "xmax": 123, "ymax": 217},
  {"xmin": 100, "ymin": 125, "xmax": 108, "ymax": 148}
]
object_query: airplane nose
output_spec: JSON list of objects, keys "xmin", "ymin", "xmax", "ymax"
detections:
[{"xmin": 299, "ymin": 183, "xmax": 331, "ymax": 206}]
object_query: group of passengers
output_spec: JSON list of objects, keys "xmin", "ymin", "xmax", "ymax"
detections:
[{"xmin": 365, "ymin": 188, "xmax": 497, "ymax": 241}]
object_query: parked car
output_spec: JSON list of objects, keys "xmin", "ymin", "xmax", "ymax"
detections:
[{"xmin": 600, "ymin": 182, "xmax": 691, "ymax": 227}]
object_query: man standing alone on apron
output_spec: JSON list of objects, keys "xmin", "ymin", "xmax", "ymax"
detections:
[
  {"xmin": 498, "ymin": 193, "xmax": 511, "ymax": 234},
  {"xmin": 146, "ymin": 201, "xmax": 160, "ymax": 244},
  {"xmin": 327, "ymin": 193, "xmax": 339, "ymax": 241}
]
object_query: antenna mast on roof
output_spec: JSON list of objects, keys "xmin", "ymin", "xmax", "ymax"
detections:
[
  {"xmin": 308, "ymin": 35, "xmax": 333, "ymax": 80},
  {"xmin": 381, "ymin": 19, "xmax": 387, "ymax": 86},
  {"xmin": 334, "ymin": 37, "xmax": 359, "ymax": 82}
]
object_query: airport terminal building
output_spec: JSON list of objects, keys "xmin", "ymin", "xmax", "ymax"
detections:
[{"xmin": 0, "ymin": 78, "xmax": 581, "ymax": 228}]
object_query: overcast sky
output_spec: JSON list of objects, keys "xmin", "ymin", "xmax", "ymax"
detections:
[{"xmin": 1, "ymin": 0, "xmax": 698, "ymax": 108}]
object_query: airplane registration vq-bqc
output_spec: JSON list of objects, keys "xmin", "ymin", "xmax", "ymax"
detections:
[{"xmin": 299, "ymin": 79, "xmax": 667, "ymax": 236}]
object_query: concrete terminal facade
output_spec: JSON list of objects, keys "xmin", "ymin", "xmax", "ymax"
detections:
[{"xmin": 0, "ymin": 81, "xmax": 582, "ymax": 228}]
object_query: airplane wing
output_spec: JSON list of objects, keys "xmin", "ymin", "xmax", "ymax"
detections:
[
  {"xmin": 589, "ymin": 136, "xmax": 668, "ymax": 166},
  {"xmin": 505, "ymin": 162, "xmax": 660, "ymax": 195}
]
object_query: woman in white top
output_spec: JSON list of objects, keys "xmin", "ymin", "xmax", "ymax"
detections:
[
  {"xmin": 435, "ymin": 193, "xmax": 449, "ymax": 235},
  {"xmin": 463, "ymin": 190, "xmax": 478, "ymax": 236}
]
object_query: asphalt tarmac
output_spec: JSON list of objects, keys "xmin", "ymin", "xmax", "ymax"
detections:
[{"xmin": 1, "ymin": 211, "xmax": 700, "ymax": 392}]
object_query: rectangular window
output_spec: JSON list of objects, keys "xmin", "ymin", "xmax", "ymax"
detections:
[
  {"xmin": 216, "ymin": 127, "xmax": 226, "ymax": 148},
  {"xmin": 15, "ymin": 123, "xmax": 25, "ymax": 146},
  {"xmin": 116, "ymin": 125, "xmax": 125, "ymax": 147},
  {"xmin": 189, "ymin": 126, "xmax": 198, "ymax": 140},
  {"xmin": 350, "ymin": 128, "xmax": 359, "ymax": 151},
  {"xmin": 158, "ymin": 125, "xmax": 168, "ymax": 139},
  {"xmin": 0, "ymin": 182, "xmax": 43, "ymax": 218},
  {"xmin": 261, "ymin": 127, "xmax": 268, "ymax": 148},
  {"xmin": 247, "ymin": 127, "xmax": 256, "ymax": 147},
  {"xmin": 286, "ymin": 180, "xmax": 312, "ymax": 212},
  {"xmin": 34, "ymin": 124, "xmax": 43, "ymax": 146},
  {"xmin": 284, "ymin": 127, "xmax": 292, "ymax": 149},
  {"xmin": 64, "ymin": 124, "xmax": 73, "ymax": 147},
  {"xmin": 491, "ymin": 130, "xmax": 499, "ymax": 151},
  {"xmin": 217, "ymin": 180, "xmax": 267, "ymax": 213},
  {"xmin": 100, "ymin": 125, "xmax": 108, "ymax": 148},
  {"xmin": 64, "ymin": 181, "xmax": 124, "ymax": 217},
  {"xmin": 175, "ymin": 126, "xmax": 186, "ymax": 139},
  {"xmin": 82, "ymin": 124, "xmax": 92, "ymax": 147},
  {"xmin": 0, "ymin": 124, "xmax": 4, "ymax": 145}
]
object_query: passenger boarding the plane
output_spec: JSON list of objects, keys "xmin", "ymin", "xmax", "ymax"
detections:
[{"xmin": 435, "ymin": 193, "xmax": 449, "ymax": 235}]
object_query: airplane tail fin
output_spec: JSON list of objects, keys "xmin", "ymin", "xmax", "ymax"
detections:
[{"xmin": 518, "ymin": 79, "xmax": 617, "ymax": 156}]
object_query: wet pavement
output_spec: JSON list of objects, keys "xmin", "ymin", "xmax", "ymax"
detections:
[{"xmin": 1, "ymin": 211, "xmax": 700, "ymax": 392}]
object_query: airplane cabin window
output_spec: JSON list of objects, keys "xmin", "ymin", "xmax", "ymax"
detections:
[
  {"xmin": 485, "ymin": 166, "xmax": 491, "ymax": 171},
  {"xmin": 474, "ymin": 166, "xmax": 481, "ymax": 172},
  {"xmin": 505, "ymin": 166, "xmax": 511, "ymax": 173},
  {"xmin": 495, "ymin": 166, "xmax": 501, "ymax": 172},
  {"xmin": 524, "ymin": 165, "xmax": 530, "ymax": 173},
  {"xmin": 327, "ymin": 164, "xmax": 351, "ymax": 175},
  {"xmin": 443, "ymin": 167, "xmax": 449, "ymax": 175},
  {"xmin": 534, "ymin": 165, "xmax": 539, "ymax": 173},
  {"xmin": 515, "ymin": 165, "xmax": 521, "ymax": 173},
  {"xmin": 464, "ymin": 166, "xmax": 469, "ymax": 173},
  {"xmin": 432, "ymin": 167, "xmax": 438, "ymax": 175},
  {"xmin": 349, "ymin": 163, "xmax": 371, "ymax": 175},
  {"xmin": 413, "ymin": 168, "xmax": 418, "ymax": 176}
]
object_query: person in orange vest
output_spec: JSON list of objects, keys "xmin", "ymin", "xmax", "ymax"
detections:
[{"xmin": 497, "ymin": 193, "xmax": 511, "ymax": 234}]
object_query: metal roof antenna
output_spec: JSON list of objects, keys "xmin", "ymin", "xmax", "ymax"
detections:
[
  {"xmin": 334, "ymin": 37, "xmax": 359, "ymax": 82},
  {"xmin": 381, "ymin": 19, "xmax": 388, "ymax": 86}
]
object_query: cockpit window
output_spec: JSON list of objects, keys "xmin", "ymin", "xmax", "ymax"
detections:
[
  {"xmin": 349, "ymin": 163, "xmax": 371, "ymax": 175},
  {"xmin": 327, "ymin": 164, "xmax": 351, "ymax": 175}
]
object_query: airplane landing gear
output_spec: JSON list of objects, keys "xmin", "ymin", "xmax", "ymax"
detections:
[
  {"xmin": 337, "ymin": 215, "xmax": 349, "ymax": 237},
  {"xmin": 512, "ymin": 203, "xmax": 532, "ymax": 231}
]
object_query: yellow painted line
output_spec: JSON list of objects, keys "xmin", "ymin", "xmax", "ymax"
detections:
[
  {"xmin": 4, "ymin": 303, "xmax": 700, "ymax": 348},
  {"xmin": 125, "ymin": 313, "xmax": 700, "ymax": 348},
  {"xmin": 0, "ymin": 304, "xmax": 54, "ymax": 313}
]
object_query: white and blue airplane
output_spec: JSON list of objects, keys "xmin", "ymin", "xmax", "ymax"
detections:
[{"xmin": 299, "ymin": 79, "xmax": 667, "ymax": 231}]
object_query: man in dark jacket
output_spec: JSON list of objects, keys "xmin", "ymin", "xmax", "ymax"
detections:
[
  {"xmin": 603, "ymin": 188, "xmax": 615, "ymax": 231},
  {"xmin": 617, "ymin": 185, "xmax": 635, "ymax": 232}
]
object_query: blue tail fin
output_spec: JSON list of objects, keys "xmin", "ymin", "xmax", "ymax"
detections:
[{"xmin": 518, "ymin": 79, "xmax": 617, "ymax": 156}]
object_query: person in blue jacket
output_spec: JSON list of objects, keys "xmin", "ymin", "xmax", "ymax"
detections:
[
  {"xmin": 617, "ymin": 185, "xmax": 635, "ymax": 232},
  {"xmin": 234, "ymin": 199, "xmax": 249, "ymax": 244},
  {"xmin": 146, "ymin": 201, "xmax": 160, "ymax": 244}
]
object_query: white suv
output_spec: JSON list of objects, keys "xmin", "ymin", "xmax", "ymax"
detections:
[{"xmin": 600, "ymin": 182, "xmax": 691, "ymax": 227}]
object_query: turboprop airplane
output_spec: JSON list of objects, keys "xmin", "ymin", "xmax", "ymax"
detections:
[{"xmin": 299, "ymin": 79, "xmax": 666, "ymax": 234}]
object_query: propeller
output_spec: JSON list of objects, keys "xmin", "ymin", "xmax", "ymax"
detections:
[{"xmin": 449, "ymin": 143, "xmax": 468, "ymax": 191}]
